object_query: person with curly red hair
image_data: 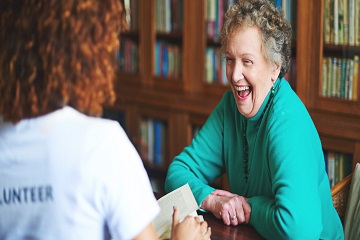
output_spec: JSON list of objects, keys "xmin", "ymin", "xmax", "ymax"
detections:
[{"xmin": 0, "ymin": 1, "xmax": 210, "ymax": 239}]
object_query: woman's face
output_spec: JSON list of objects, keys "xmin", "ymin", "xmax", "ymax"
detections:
[{"xmin": 225, "ymin": 26, "xmax": 280, "ymax": 118}]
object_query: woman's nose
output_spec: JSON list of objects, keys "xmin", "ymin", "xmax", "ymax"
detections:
[{"xmin": 231, "ymin": 62, "xmax": 244, "ymax": 83}]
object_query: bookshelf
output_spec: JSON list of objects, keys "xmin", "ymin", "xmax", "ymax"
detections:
[
  {"xmin": 296, "ymin": 0, "xmax": 360, "ymax": 184},
  {"xmin": 112, "ymin": 0, "xmax": 360, "ymax": 192}
]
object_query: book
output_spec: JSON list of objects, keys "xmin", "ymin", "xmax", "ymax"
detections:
[
  {"xmin": 153, "ymin": 183, "xmax": 203, "ymax": 239},
  {"xmin": 334, "ymin": 0, "xmax": 339, "ymax": 44},
  {"xmin": 322, "ymin": 58, "xmax": 328, "ymax": 96},
  {"xmin": 148, "ymin": 118, "xmax": 155, "ymax": 163},
  {"xmin": 349, "ymin": 0, "xmax": 355, "ymax": 45},
  {"xmin": 328, "ymin": 152, "xmax": 335, "ymax": 187},
  {"xmin": 338, "ymin": 0, "xmax": 344, "ymax": 44},
  {"xmin": 324, "ymin": 0, "xmax": 331, "ymax": 43},
  {"xmin": 356, "ymin": 0, "xmax": 360, "ymax": 45},
  {"xmin": 154, "ymin": 120, "xmax": 166, "ymax": 165},
  {"xmin": 353, "ymin": 55, "xmax": 359, "ymax": 100},
  {"xmin": 139, "ymin": 118, "xmax": 149, "ymax": 161}
]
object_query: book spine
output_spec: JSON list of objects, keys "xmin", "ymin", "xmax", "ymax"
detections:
[
  {"xmin": 348, "ymin": 58, "xmax": 354, "ymax": 99},
  {"xmin": 148, "ymin": 118, "xmax": 155, "ymax": 163},
  {"xmin": 334, "ymin": 153, "xmax": 340, "ymax": 185},
  {"xmin": 357, "ymin": 55, "xmax": 360, "ymax": 99},
  {"xmin": 349, "ymin": 0, "xmax": 355, "ymax": 45},
  {"xmin": 162, "ymin": 45, "xmax": 169, "ymax": 77},
  {"xmin": 154, "ymin": 120, "xmax": 163, "ymax": 165},
  {"xmin": 338, "ymin": 0, "xmax": 344, "ymax": 44},
  {"xmin": 327, "ymin": 57, "xmax": 334, "ymax": 96},
  {"xmin": 345, "ymin": 58, "xmax": 350, "ymax": 98},
  {"xmin": 334, "ymin": 0, "xmax": 339, "ymax": 44},
  {"xmin": 140, "ymin": 118, "xmax": 149, "ymax": 161},
  {"xmin": 332, "ymin": 58, "xmax": 338, "ymax": 97},
  {"xmin": 340, "ymin": 58, "xmax": 347, "ymax": 98},
  {"xmin": 165, "ymin": 0, "xmax": 171, "ymax": 33},
  {"xmin": 324, "ymin": 0, "xmax": 331, "ymax": 44},
  {"xmin": 328, "ymin": 152, "xmax": 335, "ymax": 187},
  {"xmin": 322, "ymin": 58, "xmax": 328, "ymax": 96},
  {"xmin": 356, "ymin": 0, "xmax": 360, "ymax": 45},
  {"xmin": 274, "ymin": 0, "xmax": 282, "ymax": 8}
]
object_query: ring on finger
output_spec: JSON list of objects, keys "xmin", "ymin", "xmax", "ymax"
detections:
[{"xmin": 231, "ymin": 214, "xmax": 237, "ymax": 220}]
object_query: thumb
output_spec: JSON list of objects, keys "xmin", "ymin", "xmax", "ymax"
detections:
[
  {"xmin": 172, "ymin": 206, "xmax": 179, "ymax": 229},
  {"xmin": 212, "ymin": 189, "xmax": 232, "ymax": 197}
]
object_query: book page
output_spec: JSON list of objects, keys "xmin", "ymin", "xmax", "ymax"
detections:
[{"xmin": 153, "ymin": 183, "xmax": 199, "ymax": 239}]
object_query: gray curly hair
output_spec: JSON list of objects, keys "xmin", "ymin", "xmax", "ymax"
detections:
[{"xmin": 220, "ymin": 0, "xmax": 292, "ymax": 78}]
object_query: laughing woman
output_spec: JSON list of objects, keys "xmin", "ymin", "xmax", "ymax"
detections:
[{"xmin": 165, "ymin": 0, "xmax": 344, "ymax": 239}]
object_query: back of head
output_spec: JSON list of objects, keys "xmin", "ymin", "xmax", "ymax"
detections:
[{"xmin": 0, "ymin": 0, "xmax": 126, "ymax": 123}]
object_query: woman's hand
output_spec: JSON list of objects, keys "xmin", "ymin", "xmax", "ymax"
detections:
[
  {"xmin": 171, "ymin": 206, "xmax": 211, "ymax": 240},
  {"xmin": 201, "ymin": 189, "xmax": 251, "ymax": 226}
]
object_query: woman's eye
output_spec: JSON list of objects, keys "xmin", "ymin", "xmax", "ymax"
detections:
[
  {"xmin": 226, "ymin": 58, "xmax": 234, "ymax": 64},
  {"xmin": 244, "ymin": 60, "xmax": 252, "ymax": 65}
]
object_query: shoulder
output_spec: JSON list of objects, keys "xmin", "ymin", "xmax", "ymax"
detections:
[
  {"xmin": 265, "ymin": 79, "xmax": 320, "ymax": 144},
  {"xmin": 60, "ymin": 106, "xmax": 125, "ymax": 140},
  {"xmin": 270, "ymin": 79, "xmax": 311, "ymax": 124}
]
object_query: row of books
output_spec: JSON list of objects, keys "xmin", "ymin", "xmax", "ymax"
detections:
[
  {"xmin": 205, "ymin": 47, "xmax": 228, "ymax": 85},
  {"xmin": 323, "ymin": 0, "xmax": 360, "ymax": 46},
  {"xmin": 117, "ymin": 39, "xmax": 139, "ymax": 74},
  {"xmin": 206, "ymin": 0, "xmax": 296, "ymax": 41},
  {"xmin": 139, "ymin": 118, "xmax": 167, "ymax": 166},
  {"xmin": 325, "ymin": 151, "xmax": 352, "ymax": 187},
  {"xmin": 156, "ymin": 0, "xmax": 183, "ymax": 33},
  {"xmin": 123, "ymin": 0, "xmax": 139, "ymax": 31},
  {"xmin": 321, "ymin": 55, "xmax": 359, "ymax": 100},
  {"xmin": 155, "ymin": 41, "xmax": 182, "ymax": 78},
  {"xmin": 206, "ymin": 0, "xmax": 234, "ymax": 40}
]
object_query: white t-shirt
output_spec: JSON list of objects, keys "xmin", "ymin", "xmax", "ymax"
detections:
[{"xmin": 0, "ymin": 107, "xmax": 160, "ymax": 240}]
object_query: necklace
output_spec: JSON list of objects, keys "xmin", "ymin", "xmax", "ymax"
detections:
[{"xmin": 243, "ymin": 86, "xmax": 275, "ymax": 183}]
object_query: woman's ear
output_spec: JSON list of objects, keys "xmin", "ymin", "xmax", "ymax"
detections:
[{"xmin": 271, "ymin": 62, "xmax": 281, "ymax": 82}]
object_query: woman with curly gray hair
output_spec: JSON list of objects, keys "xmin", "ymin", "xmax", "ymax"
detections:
[{"xmin": 166, "ymin": 0, "xmax": 344, "ymax": 239}]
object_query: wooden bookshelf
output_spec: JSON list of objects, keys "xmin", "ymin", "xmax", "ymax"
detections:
[
  {"xmin": 115, "ymin": 0, "xmax": 224, "ymax": 188},
  {"xmin": 296, "ymin": 0, "xmax": 360, "ymax": 184},
  {"xmin": 111, "ymin": 0, "xmax": 360, "ymax": 191}
]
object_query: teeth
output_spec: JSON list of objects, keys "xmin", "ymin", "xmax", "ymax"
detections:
[{"xmin": 234, "ymin": 86, "xmax": 250, "ymax": 91}]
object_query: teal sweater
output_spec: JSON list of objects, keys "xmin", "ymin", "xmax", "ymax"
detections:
[{"xmin": 165, "ymin": 78, "xmax": 344, "ymax": 240}]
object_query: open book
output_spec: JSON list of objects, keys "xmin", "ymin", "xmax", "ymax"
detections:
[{"xmin": 153, "ymin": 183, "xmax": 202, "ymax": 239}]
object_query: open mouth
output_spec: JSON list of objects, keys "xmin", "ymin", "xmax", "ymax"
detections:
[{"xmin": 234, "ymin": 85, "xmax": 252, "ymax": 98}]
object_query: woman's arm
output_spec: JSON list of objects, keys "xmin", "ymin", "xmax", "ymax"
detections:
[{"xmin": 165, "ymin": 93, "xmax": 231, "ymax": 206}]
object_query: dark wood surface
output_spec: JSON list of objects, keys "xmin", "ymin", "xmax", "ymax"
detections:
[{"xmin": 199, "ymin": 211, "xmax": 264, "ymax": 240}]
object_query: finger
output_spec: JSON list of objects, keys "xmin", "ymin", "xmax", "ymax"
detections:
[
  {"xmin": 222, "ymin": 212, "xmax": 231, "ymax": 226},
  {"xmin": 202, "ymin": 227, "xmax": 211, "ymax": 240},
  {"xmin": 229, "ymin": 211, "xmax": 239, "ymax": 226},
  {"xmin": 235, "ymin": 205, "xmax": 246, "ymax": 223},
  {"xmin": 199, "ymin": 219, "xmax": 208, "ymax": 233},
  {"xmin": 172, "ymin": 206, "xmax": 179, "ymax": 229},
  {"xmin": 242, "ymin": 201, "xmax": 252, "ymax": 224}
]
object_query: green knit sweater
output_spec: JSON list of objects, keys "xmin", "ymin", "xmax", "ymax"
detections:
[{"xmin": 165, "ymin": 78, "xmax": 344, "ymax": 240}]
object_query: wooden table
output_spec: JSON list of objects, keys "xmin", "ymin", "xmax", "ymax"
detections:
[
  {"xmin": 200, "ymin": 210, "xmax": 264, "ymax": 240},
  {"xmin": 154, "ymin": 192, "xmax": 264, "ymax": 240}
]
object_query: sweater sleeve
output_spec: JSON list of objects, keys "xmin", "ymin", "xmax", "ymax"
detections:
[
  {"xmin": 165, "ymin": 93, "xmax": 229, "ymax": 206},
  {"xmin": 248, "ymin": 108, "xmax": 323, "ymax": 240}
]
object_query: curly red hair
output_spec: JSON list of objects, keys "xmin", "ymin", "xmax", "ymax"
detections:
[{"xmin": 0, "ymin": 0, "xmax": 127, "ymax": 122}]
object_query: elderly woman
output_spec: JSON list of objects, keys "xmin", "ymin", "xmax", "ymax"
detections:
[
  {"xmin": 165, "ymin": 0, "xmax": 343, "ymax": 239},
  {"xmin": 0, "ymin": 1, "xmax": 211, "ymax": 239}
]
